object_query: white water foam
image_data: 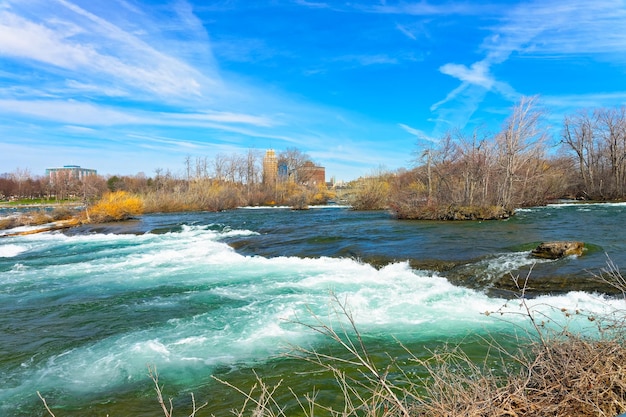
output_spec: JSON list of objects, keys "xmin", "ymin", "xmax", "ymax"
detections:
[
  {"xmin": 516, "ymin": 201, "xmax": 626, "ymax": 213},
  {"xmin": 0, "ymin": 243, "xmax": 28, "ymax": 258},
  {"xmin": 238, "ymin": 205, "xmax": 352, "ymax": 210},
  {"xmin": 1, "ymin": 225, "xmax": 624, "ymax": 406},
  {"xmin": 470, "ymin": 251, "xmax": 555, "ymax": 285}
]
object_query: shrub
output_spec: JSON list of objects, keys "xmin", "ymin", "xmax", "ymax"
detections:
[
  {"xmin": 0, "ymin": 216, "xmax": 18, "ymax": 230},
  {"xmin": 50, "ymin": 206, "xmax": 76, "ymax": 221},
  {"xmin": 87, "ymin": 191, "xmax": 144, "ymax": 222},
  {"xmin": 392, "ymin": 204, "xmax": 513, "ymax": 220},
  {"xmin": 347, "ymin": 176, "xmax": 390, "ymax": 210},
  {"xmin": 20, "ymin": 210, "xmax": 52, "ymax": 225}
]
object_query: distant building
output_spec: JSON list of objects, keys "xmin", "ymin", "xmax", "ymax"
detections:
[
  {"xmin": 263, "ymin": 149, "xmax": 326, "ymax": 187},
  {"xmin": 46, "ymin": 165, "xmax": 97, "ymax": 181},
  {"xmin": 299, "ymin": 161, "xmax": 325, "ymax": 186},
  {"xmin": 277, "ymin": 162, "xmax": 289, "ymax": 181},
  {"xmin": 262, "ymin": 150, "xmax": 277, "ymax": 185}
]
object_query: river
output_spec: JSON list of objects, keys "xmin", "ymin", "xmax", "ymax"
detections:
[{"xmin": 1, "ymin": 203, "xmax": 625, "ymax": 416}]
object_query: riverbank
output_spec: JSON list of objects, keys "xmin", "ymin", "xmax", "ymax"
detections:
[{"xmin": 0, "ymin": 202, "xmax": 84, "ymax": 236}]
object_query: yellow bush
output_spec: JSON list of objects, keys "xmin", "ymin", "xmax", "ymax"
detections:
[{"xmin": 87, "ymin": 191, "xmax": 144, "ymax": 222}]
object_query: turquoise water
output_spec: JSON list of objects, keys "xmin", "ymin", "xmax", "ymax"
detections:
[{"xmin": 1, "ymin": 204, "xmax": 624, "ymax": 416}]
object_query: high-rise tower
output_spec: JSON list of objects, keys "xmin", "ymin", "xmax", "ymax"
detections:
[{"xmin": 263, "ymin": 149, "xmax": 277, "ymax": 186}]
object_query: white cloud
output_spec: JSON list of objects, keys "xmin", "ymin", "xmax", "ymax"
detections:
[
  {"xmin": 364, "ymin": 2, "xmax": 497, "ymax": 16},
  {"xmin": 187, "ymin": 111, "xmax": 277, "ymax": 127},
  {"xmin": 399, "ymin": 123, "xmax": 439, "ymax": 143},
  {"xmin": 439, "ymin": 61, "xmax": 495, "ymax": 90},
  {"xmin": 485, "ymin": 0, "xmax": 626, "ymax": 59},
  {"xmin": 62, "ymin": 125, "xmax": 97, "ymax": 134},
  {"xmin": 0, "ymin": 99, "xmax": 144, "ymax": 125},
  {"xmin": 126, "ymin": 133, "xmax": 202, "ymax": 150},
  {"xmin": 395, "ymin": 23, "xmax": 417, "ymax": 40},
  {"xmin": 0, "ymin": 11, "xmax": 92, "ymax": 69},
  {"xmin": 429, "ymin": 0, "xmax": 626, "ymax": 134},
  {"xmin": 0, "ymin": 2, "xmax": 212, "ymax": 99},
  {"xmin": 542, "ymin": 92, "xmax": 626, "ymax": 113},
  {"xmin": 294, "ymin": 0, "xmax": 330, "ymax": 9},
  {"xmin": 65, "ymin": 80, "xmax": 129, "ymax": 97}
]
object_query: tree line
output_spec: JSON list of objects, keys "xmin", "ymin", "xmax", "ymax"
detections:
[
  {"xmin": 3, "ymin": 97, "xmax": 626, "ymax": 218},
  {"xmin": 349, "ymin": 96, "xmax": 626, "ymax": 219},
  {"xmin": 0, "ymin": 148, "xmax": 334, "ymax": 212}
]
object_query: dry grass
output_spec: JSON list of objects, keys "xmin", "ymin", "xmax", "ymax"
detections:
[
  {"xmin": 141, "ymin": 181, "xmax": 245, "ymax": 213},
  {"xmin": 86, "ymin": 191, "xmax": 144, "ymax": 222},
  {"xmin": 409, "ymin": 335, "xmax": 626, "ymax": 417},
  {"xmin": 409, "ymin": 267, "xmax": 626, "ymax": 416},
  {"xmin": 0, "ymin": 216, "xmax": 18, "ymax": 229},
  {"xmin": 0, "ymin": 206, "xmax": 78, "ymax": 232}
]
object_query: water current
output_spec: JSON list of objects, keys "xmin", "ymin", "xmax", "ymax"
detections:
[{"xmin": 1, "ymin": 203, "xmax": 625, "ymax": 416}]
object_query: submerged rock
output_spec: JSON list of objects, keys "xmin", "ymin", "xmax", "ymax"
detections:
[{"xmin": 531, "ymin": 241, "xmax": 584, "ymax": 259}]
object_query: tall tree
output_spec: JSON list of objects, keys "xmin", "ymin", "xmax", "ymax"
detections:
[
  {"xmin": 453, "ymin": 128, "xmax": 492, "ymax": 207},
  {"xmin": 278, "ymin": 147, "xmax": 313, "ymax": 183},
  {"xmin": 494, "ymin": 96, "xmax": 547, "ymax": 209},
  {"xmin": 597, "ymin": 107, "xmax": 626, "ymax": 197},
  {"xmin": 562, "ymin": 109, "xmax": 598, "ymax": 198}
]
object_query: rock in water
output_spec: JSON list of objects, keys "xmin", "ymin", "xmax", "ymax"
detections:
[{"xmin": 531, "ymin": 241, "xmax": 584, "ymax": 259}]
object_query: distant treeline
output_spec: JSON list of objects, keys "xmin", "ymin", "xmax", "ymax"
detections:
[
  {"xmin": 0, "ymin": 147, "xmax": 334, "ymax": 212},
  {"xmin": 3, "ymin": 96, "xmax": 626, "ymax": 218},
  {"xmin": 349, "ymin": 96, "xmax": 626, "ymax": 219}
]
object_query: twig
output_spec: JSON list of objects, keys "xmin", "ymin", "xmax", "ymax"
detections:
[
  {"xmin": 148, "ymin": 365, "xmax": 173, "ymax": 417},
  {"xmin": 37, "ymin": 391, "xmax": 56, "ymax": 417}
]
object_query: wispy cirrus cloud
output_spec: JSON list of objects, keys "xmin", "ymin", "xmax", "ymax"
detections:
[
  {"xmin": 358, "ymin": 1, "xmax": 497, "ymax": 16},
  {"xmin": 430, "ymin": 0, "xmax": 626, "ymax": 134},
  {"xmin": 0, "ymin": 98, "xmax": 278, "ymax": 129},
  {"xmin": 177, "ymin": 111, "xmax": 277, "ymax": 127},
  {"xmin": 483, "ymin": 0, "xmax": 626, "ymax": 59},
  {"xmin": 335, "ymin": 54, "xmax": 400, "ymax": 66},
  {"xmin": 0, "ymin": 1, "xmax": 320, "ymax": 155},
  {"xmin": 399, "ymin": 123, "xmax": 439, "ymax": 143},
  {"xmin": 0, "ymin": 0, "xmax": 213, "ymax": 100},
  {"xmin": 395, "ymin": 23, "xmax": 417, "ymax": 40},
  {"xmin": 293, "ymin": 0, "xmax": 331, "ymax": 9},
  {"xmin": 0, "ymin": 99, "xmax": 145, "ymax": 125},
  {"xmin": 439, "ymin": 62, "xmax": 495, "ymax": 91}
]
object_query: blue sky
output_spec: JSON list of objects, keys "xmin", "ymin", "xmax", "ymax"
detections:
[{"xmin": 1, "ymin": 0, "xmax": 626, "ymax": 181}]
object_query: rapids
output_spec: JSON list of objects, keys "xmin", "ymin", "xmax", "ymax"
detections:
[{"xmin": 1, "ymin": 203, "xmax": 624, "ymax": 415}]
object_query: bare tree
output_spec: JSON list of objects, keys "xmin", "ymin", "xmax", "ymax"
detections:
[
  {"xmin": 194, "ymin": 156, "xmax": 209, "ymax": 179},
  {"xmin": 212, "ymin": 153, "xmax": 228, "ymax": 181},
  {"xmin": 278, "ymin": 147, "xmax": 313, "ymax": 183},
  {"xmin": 453, "ymin": 128, "xmax": 493, "ymax": 207},
  {"xmin": 244, "ymin": 148, "xmax": 261, "ymax": 185},
  {"xmin": 494, "ymin": 96, "xmax": 547, "ymax": 208},
  {"xmin": 184, "ymin": 155, "xmax": 192, "ymax": 182},
  {"xmin": 11, "ymin": 167, "xmax": 32, "ymax": 198},
  {"xmin": 562, "ymin": 109, "xmax": 600, "ymax": 198},
  {"xmin": 597, "ymin": 107, "xmax": 626, "ymax": 197},
  {"xmin": 50, "ymin": 170, "xmax": 81, "ymax": 201}
]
